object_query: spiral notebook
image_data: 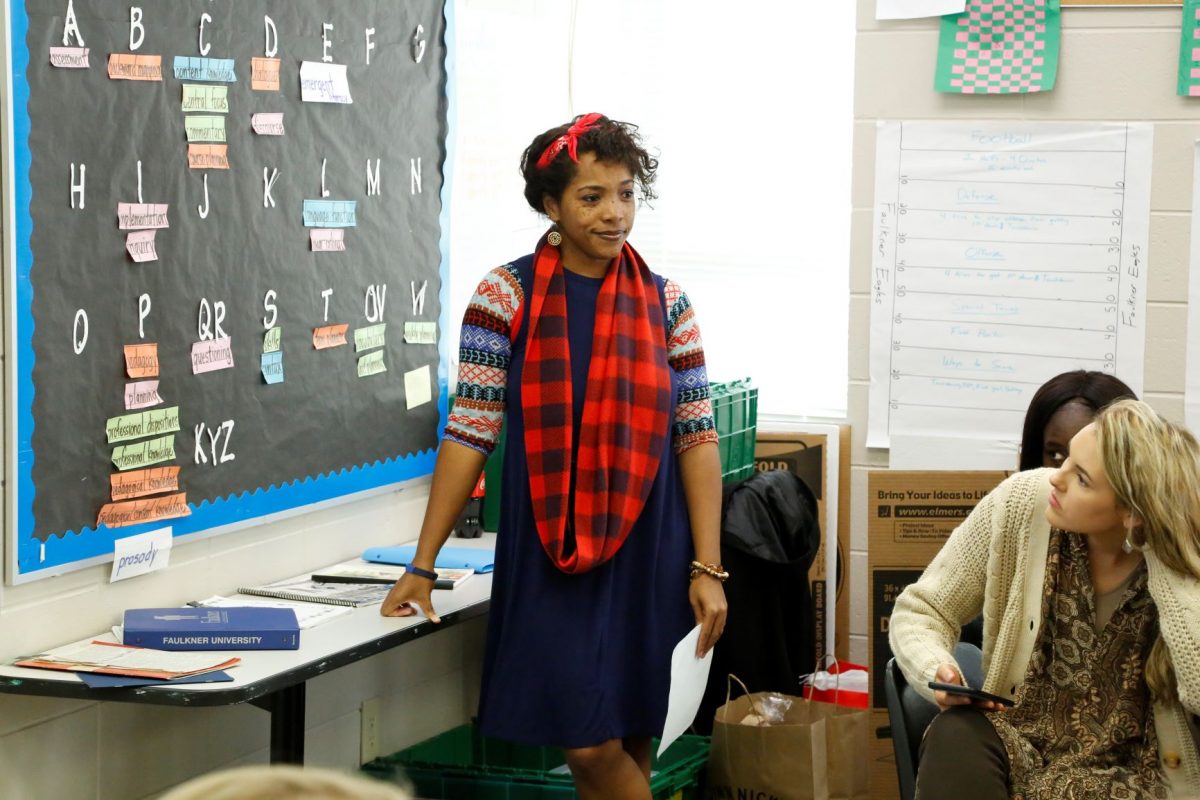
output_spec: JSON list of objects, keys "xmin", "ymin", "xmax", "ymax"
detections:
[{"xmin": 236, "ymin": 576, "xmax": 391, "ymax": 607}]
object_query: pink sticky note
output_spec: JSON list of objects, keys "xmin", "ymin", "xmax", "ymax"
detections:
[
  {"xmin": 117, "ymin": 203, "xmax": 169, "ymax": 230},
  {"xmin": 50, "ymin": 47, "xmax": 89, "ymax": 68},
  {"xmin": 124, "ymin": 380, "xmax": 163, "ymax": 410},
  {"xmin": 191, "ymin": 338, "xmax": 235, "ymax": 374},
  {"xmin": 251, "ymin": 112, "xmax": 285, "ymax": 136},
  {"xmin": 310, "ymin": 229, "xmax": 346, "ymax": 252},
  {"xmin": 126, "ymin": 230, "xmax": 158, "ymax": 262}
]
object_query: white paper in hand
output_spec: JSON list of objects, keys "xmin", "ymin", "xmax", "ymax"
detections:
[{"xmin": 658, "ymin": 625, "xmax": 713, "ymax": 757}]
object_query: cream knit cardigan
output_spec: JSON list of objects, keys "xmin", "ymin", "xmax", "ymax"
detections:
[{"xmin": 889, "ymin": 468, "xmax": 1200, "ymax": 798}]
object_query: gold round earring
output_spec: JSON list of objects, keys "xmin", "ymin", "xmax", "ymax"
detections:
[{"xmin": 547, "ymin": 231, "xmax": 563, "ymax": 246}]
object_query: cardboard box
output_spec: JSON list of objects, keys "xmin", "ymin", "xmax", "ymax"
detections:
[
  {"xmin": 866, "ymin": 469, "xmax": 1009, "ymax": 800},
  {"xmin": 754, "ymin": 427, "xmax": 850, "ymax": 662}
]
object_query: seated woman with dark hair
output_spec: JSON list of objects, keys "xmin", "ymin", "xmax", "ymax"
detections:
[{"xmin": 1019, "ymin": 370, "xmax": 1136, "ymax": 471}]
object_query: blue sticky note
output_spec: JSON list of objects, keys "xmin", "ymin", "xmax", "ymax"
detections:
[
  {"xmin": 173, "ymin": 56, "xmax": 237, "ymax": 82},
  {"xmin": 261, "ymin": 351, "xmax": 284, "ymax": 384},
  {"xmin": 302, "ymin": 199, "xmax": 357, "ymax": 228}
]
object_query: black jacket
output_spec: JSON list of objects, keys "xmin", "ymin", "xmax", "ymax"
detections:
[{"xmin": 693, "ymin": 469, "xmax": 822, "ymax": 734}]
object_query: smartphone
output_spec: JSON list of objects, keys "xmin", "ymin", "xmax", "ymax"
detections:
[{"xmin": 927, "ymin": 682, "xmax": 1015, "ymax": 707}]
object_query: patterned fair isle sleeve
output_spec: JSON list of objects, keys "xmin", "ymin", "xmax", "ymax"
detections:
[
  {"xmin": 443, "ymin": 264, "xmax": 523, "ymax": 455},
  {"xmin": 665, "ymin": 279, "xmax": 718, "ymax": 455}
]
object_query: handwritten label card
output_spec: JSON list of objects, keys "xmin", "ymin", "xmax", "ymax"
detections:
[
  {"xmin": 251, "ymin": 57, "xmax": 281, "ymax": 91},
  {"xmin": 313, "ymin": 324, "xmax": 349, "ymax": 350},
  {"xmin": 173, "ymin": 56, "xmax": 237, "ymax": 82},
  {"xmin": 124, "ymin": 343, "xmax": 159, "ymax": 378},
  {"xmin": 111, "ymin": 466, "xmax": 180, "ymax": 502},
  {"xmin": 108, "ymin": 53, "xmax": 162, "ymax": 81},
  {"xmin": 251, "ymin": 112, "xmax": 285, "ymax": 136},
  {"xmin": 108, "ymin": 527, "xmax": 173, "ymax": 580},
  {"xmin": 105, "ymin": 406, "xmax": 180, "ymax": 444},
  {"xmin": 187, "ymin": 144, "xmax": 229, "ymax": 170},
  {"xmin": 261, "ymin": 352, "xmax": 284, "ymax": 384},
  {"xmin": 357, "ymin": 350, "xmax": 386, "ymax": 378},
  {"xmin": 125, "ymin": 230, "xmax": 158, "ymax": 262},
  {"xmin": 112, "ymin": 435, "xmax": 176, "ymax": 471},
  {"xmin": 100, "ymin": 494, "xmax": 189, "ymax": 531},
  {"xmin": 184, "ymin": 115, "xmax": 227, "ymax": 143},
  {"xmin": 354, "ymin": 323, "xmax": 386, "ymax": 352},
  {"xmin": 404, "ymin": 365, "xmax": 432, "ymax": 408},
  {"xmin": 181, "ymin": 84, "xmax": 229, "ymax": 113},
  {"xmin": 310, "ymin": 228, "xmax": 345, "ymax": 251},
  {"xmin": 124, "ymin": 380, "xmax": 163, "ymax": 410},
  {"xmin": 403, "ymin": 321, "xmax": 437, "ymax": 345},
  {"xmin": 299, "ymin": 61, "xmax": 352, "ymax": 104},
  {"xmin": 118, "ymin": 203, "xmax": 169, "ymax": 230},
  {"xmin": 191, "ymin": 338, "xmax": 235, "ymax": 374},
  {"xmin": 263, "ymin": 327, "xmax": 282, "ymax": 353},
  {"xmin": 302, "ymin": 200, "xmax": 357, "ymax": 228},
  {"xmin": 50, "ymin": 47, "xmax": 89, "ymax": 69}
]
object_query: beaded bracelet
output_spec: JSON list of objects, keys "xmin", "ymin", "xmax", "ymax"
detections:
[
  {"xmin": 407, "ymin": 565, "xmax": 439, "ymax": 582},
  {"xmin": 689, "ymin": 560, "xmax": 730, "ymax": 582}
]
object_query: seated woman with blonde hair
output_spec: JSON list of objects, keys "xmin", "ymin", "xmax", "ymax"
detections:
[
  {"xmin": 158, "ymin": 765, "xmax": 412, "ymax": 800},
  {"xmin": 891, "ymin": 399, "xmax": 1200, "ymax": 799}
]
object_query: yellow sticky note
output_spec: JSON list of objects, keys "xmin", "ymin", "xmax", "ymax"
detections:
[{"xmin": 263, "ymin": 327, "xmax": 282, "ymax": 353}]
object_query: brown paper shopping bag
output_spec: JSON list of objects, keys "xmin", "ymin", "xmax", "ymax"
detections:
[
  {"xmin": 707, "ymin": 676, "xmax": 829, "ymax": 800},
  {"xmin": 805, "ymin": 659, "xmax": 869, "ymax": 800}
]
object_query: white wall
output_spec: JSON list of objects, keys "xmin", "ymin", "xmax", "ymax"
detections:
[{"xmin": 846, "ymin": 1, "xmax": 1199, "ymax": 667}]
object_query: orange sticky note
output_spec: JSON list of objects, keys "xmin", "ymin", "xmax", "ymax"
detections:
[
  {"xmin": 97, "ymin": 492, "xmax": 190, "ymax": 529},
  {"xmin": 107, "ymin": 53, "xmax": 163, "ymax": 81},
  {"xmin": 251, "ymin": 57, "xmax": 281, "ymax": 91},
  {"xmin": 187, "ymin": 144, "xmax": 229, "ymax": 170},
  {"xmin": 124, "ymin": 343, "xmax": 159, "ymax": 378},
  {"xmin": 110, "ymin": 466, "xmax": 180, "ymax": 502},
  {"xmin": 313, "ymin": 324, "xmax": 349, "ymax": 350}
]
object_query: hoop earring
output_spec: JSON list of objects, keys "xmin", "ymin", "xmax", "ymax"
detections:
[{"xmin": 547, "ymin": 231, "xmax": 563, "ymax": 246}]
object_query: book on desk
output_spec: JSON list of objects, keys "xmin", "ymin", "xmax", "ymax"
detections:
[
  {"xmin": 123, "ymin": 607, "xmax": 300, "ymax": 650},
  {"xmin": 311, "ymin": 560, "xmax": 474, "ymax": 590}
]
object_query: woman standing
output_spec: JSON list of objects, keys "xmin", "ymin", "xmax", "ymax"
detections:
[
  {"xmin": 382, "ymin": 114, "xmax": 727, "ymax": 800},
  {"xmin": 891, "ymin": 399, "xmax": 1200, "ymax": 799}
]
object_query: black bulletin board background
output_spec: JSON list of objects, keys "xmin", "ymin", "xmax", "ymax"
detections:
[{"xmin": 17, "ymin": 0, "xmax": 447, "ymax": 558}]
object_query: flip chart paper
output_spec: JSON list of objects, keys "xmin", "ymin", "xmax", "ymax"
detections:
[
  {"xmin": 106, "ymin": 406, "xmax": 180, "ymax": 444},
  {"xmin": 183, "ymin": 115, "xmax": 227, "ymax": 143},
  {"xmin": 125, "ymin": 230, "xmax": 158, "ymax": 262},
  {"xmin": 181, "ymin": 84, "xmax": 229, "ymax": 113},
  {"xmin": 173, "ymin": 56, "xmax": 237, "ymax": 83},
  {"xmin": 108, "ymin": 527, "xmax": 173, "ymax": 580},
  {"xmin": 303, "ymin": 200, "xmax": 356, "ymax": 228},
  {"xmin": 877, "ymin": 0, "xmax": 965, "ymax": 20},
  {"xmin": 50, "ymin": 46, "xmax": 89, "ymax": 68},
  {"xmin": 187, "ymin": 144, "xmax": 229, "ymax": 170},
  {"xmin": 404, "ymin": 364, "xmax": 431, "ymax": 408},
  {"xmin": 936, "ymin": 0, "xmax": 1060, "ymax": 94},
  {"xmin": 403, "ymin": 321, "xmax": 437, "ymax": 344},
  {"xmin": 191, "ymin": 337, "xmax": 234, "ymax": 374},
  {"xmin": 867, "ymin": 121, "xmax": 1151, "ymax": 449},
  {"xmin": 100, "ymin": 494, "xmax": 189, "ymax": 530},
  {"xmin": 251, "ymin": 57, "xmax": 281, "ymax": 91},
  {"xmin": 108, "ymin": 53, "xmax": 162, "ymax": 81},
  {"xmin": 112, "ymin": 435, "xmax": 176, "ymax": 471},
  {"xmin": 357, "ymin": 350, "xmax": 387, "ymax": 378},
  {"xmin": 261, "ymin": 351, "xmax": 284, "ymax": 384},
  {"xmin": 263, "ymin": 327, "xmax": 282, "ymax": 353},
  {"xmin": 354, "ymin": 323, "xmax": 386, "ymax": 352},
  {"xmin": 310, "ymin": 228, "xmax": 345, "ymax": 251},
  {"xmin": 124, "ymin": 380, "xmax": 163, "ymax": 410},
  {"xmin": 658, "ymin": 625, "xmax": 713, "ymax": 757},
  {"xmin": 111, "ymin": 466, "xmax": 180, "ymax": 502},
  {"xmin": 124, "ymin": 343, "xmax": 159, "ymax": 378},
  {"xmin": 251, "ymin": 112, "xmax": 285, "ymax": 136},
  {"xmin": 313, "ymin": 324, "xmax": 349, "ymax": 349},
  {"xmin": 889, "ymin": 433, "xmax": 1019, "ymax": 470},
  {"xmin": 117, "ymin": 203, "xmax": 169, "ymax": 230},
  {"xmin": 299, "ymin": 61, "xmax": 353, "ymax": 104}
]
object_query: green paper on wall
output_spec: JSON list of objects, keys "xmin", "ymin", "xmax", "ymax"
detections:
[
  {"xmin": 1178, "ymin": 0, "xmax": 1200, "ymax": 96},
  {"xmin": 935, "ymin": 0, "xmax": 1060, "ymax": 94}
]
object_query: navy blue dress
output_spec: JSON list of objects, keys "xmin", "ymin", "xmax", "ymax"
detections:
[{"xmin": 475, "ymin": 255, "xmax": 695, "ymax": 749}]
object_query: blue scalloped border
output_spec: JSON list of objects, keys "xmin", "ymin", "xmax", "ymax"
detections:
[{"xmin": 12, "ymin": 0, "xmax": 456, "ymax": 579}]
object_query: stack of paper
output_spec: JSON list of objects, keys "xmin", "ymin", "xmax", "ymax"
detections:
[{"xmin": 15, "ymin": 640, "xmax": 238, "ymax": 680}]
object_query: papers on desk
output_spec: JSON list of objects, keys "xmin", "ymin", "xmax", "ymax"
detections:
[
  {"xmin": 192, "ymin": 595, "xmax": 351, "ymax": 629},
  {"xmin": 658, "ymin": 625, "xmax": 713, "ymax": 757},
  {"xmin": 15, "ymin": 640, "xmax": 238, "ymax": 680}
]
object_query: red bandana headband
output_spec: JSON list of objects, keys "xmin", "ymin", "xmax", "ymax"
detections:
[{"xmin": 535, "ymin": 113, "xmax": 605, "ymax": 170}]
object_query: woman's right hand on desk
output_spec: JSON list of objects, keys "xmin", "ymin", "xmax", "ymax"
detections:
[{"xmin": 380, "ymin": 574, "xmax": 441, "ymax": 623}]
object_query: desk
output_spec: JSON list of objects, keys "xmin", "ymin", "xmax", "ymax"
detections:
[{"xmin": 0, "ymin": 566, "xmax": 492, "ymax": 764}]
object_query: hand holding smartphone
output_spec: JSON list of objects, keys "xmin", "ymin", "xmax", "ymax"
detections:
[{"xmin": 927, "ymin": 681, "xmax": 1014, "ymax": 707}]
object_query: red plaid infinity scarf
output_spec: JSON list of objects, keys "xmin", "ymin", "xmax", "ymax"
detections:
[{"xmin": 519, "ymin": 233, "xmax": 671, "ymax": 574}]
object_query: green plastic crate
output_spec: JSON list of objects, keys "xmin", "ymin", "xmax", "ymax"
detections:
[
  {"xmin": 709, "ymin": 379, "xmax": 758, "ymax": 484},
  {"xmin": 363, "ymin": 724, "xmax": 709, "ymax": 800}
]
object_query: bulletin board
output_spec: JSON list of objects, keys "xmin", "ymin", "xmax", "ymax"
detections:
[{"xmin": 3, "ymin": 0, "xmax": 454, "ymax": 582}]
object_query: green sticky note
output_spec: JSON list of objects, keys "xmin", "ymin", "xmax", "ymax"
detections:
[
  {"xmin": 184, "ymin": 115, "xmax": 227, "ymax": 143},
  {"xmin": 354, "ymin": 323, "xmax": 387, "ymax": 352},
  {"xmin": 263, "ymin": 326, "xmax": 282, "ymax": 353},
  {"xmin": 935, "ymin": 0, "xmax": 1059, "ymax": 95},
  {"xmin": 181, "ymin": 84, "xmax": 229, "ymax": 113},
  {"xmin": 105, "ymin": 406, "xmax": 180, "ymax": 443},
  {"xmin": 403, "ymin": 321, "xmax": 437, "ymax": 345},
  {"xmin": 112, "ymin": 435, "xmax": 176, "ymax": 471},
  {"xmin": 357, "ymin": 349, "xmax": 386, "ymax": 378}
]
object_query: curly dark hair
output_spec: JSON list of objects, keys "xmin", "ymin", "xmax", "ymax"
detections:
[
  {"xmin": 1019, "ymin": 370, "xmax": 1137, "ymax": 471},
  {"xmin": 519, "ymin": 114, "xmax": 658, "ymax": 215}
]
